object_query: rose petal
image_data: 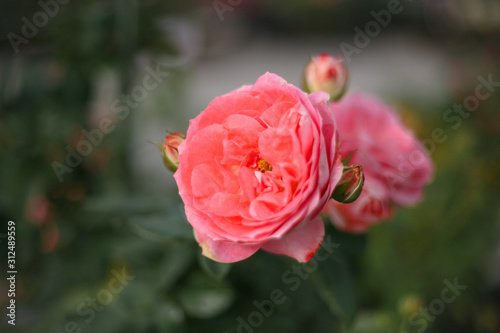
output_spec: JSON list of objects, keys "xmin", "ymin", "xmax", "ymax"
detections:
[
  {"xmin": 195, "ymin": 91, "xmax": 268, "ymax": 131},
  {"xmin": 195, "ymin": 231, "xmax": 260, "ymax": 263},
  {"xmin": 261, "ymin": 215, "xmax": 325, "ymax": 262}
]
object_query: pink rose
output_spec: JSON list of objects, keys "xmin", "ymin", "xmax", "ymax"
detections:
[
  {"xmin": 323, "ymin": 92, "xmax": 434, "ymax": 232},
  {"xmin": 174, "ymin": 73, "xmax": 343, "ymax": 263}
]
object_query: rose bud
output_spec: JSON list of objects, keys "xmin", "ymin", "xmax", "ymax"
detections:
[
  {"xmin": 173, "ymin": 73, "xmax": 344, "ymax": 263},
  {"xmin": 25, "ymin": 195, "xmax": 51, "ymax": 226},
  {"xmin": 331, "ymin": 165, "xmax": 364, "ymax": 204},
  {"xmin": 303, "ymin": 54, "xmax": 348, "ymax": 101},
  {"xmin": 163, "ymin": 132, "xmax": 185, "ymax": 172},
  {"xmin": 324, "ymin": 92, "xmax": 434, "ymax": 233}
]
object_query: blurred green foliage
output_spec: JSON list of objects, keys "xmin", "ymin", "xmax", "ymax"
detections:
[{"xmin": 1, "ymin": 1, "xmax": 500, "ymax": 333}]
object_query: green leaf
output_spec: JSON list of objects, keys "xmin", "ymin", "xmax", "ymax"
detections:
[
  {"xmin": 153, "ymin": 301, "xmax": 186, "ymax": 333},
  {"xmin": 198, "ymin": 252, "xmax": 232, "ymax": 280},
  {"xmin": 311, "ymin": 255, "xmax": 356, "ymax": 328},
  {"xmin": 342, "ymin": 149, "xmax": 357, "ymax": 166},
  {"xmin": 326, "ymin": 222, "xmax": 368, "ymax": 258},
  {"xmin": 177, "ymin": 271, "xmax": 235, "ymax": 319},
  {"xmin": 129, "ymin": 211, "xmax": 194, "ymax": 241},
  {"xmin": 155, "ymin": 242, "xmax": 197, "ymax": 291},
  {"xmin": 83, "ymin": 195, "xmax": 166, "ymax": 215}
]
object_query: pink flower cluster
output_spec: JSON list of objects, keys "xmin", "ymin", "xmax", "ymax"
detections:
[{"xmin": 165, "ymin": 54, "xmax": 434, "ymax": 263}]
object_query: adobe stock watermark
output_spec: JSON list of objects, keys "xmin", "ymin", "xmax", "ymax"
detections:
[
  {"xmin": 7, "ymin": 0, "xmax": 71, "ymax": 54},
  {"xmin": 212, "ymin": 0, "xmax": 244, "ymax": 21},
  {"xmin": 403, "ymin": 278, "xmax": 467, "ymax": 333},
  {"xmin": 392, "ymin": 73, "xmax": 500, "ymax": 183},
  {"xmin": 224, "ymin": 235, "xmax": 340, "ymax": 333},
  {"xmin": 340, "ymin": 0, "xmax": 408, "ymax": 64},
  {"xmin": 50, "ymin": 267, "xmax": 135, "ymax": 333},
  {"xmin": 51, "ymin": 63, "xmax": 170, "ymax": 182}
]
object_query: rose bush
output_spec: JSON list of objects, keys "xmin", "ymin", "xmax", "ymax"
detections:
[
  {"xmin": 174, "ymin": 73, "xmax": 344, "ymax": 263},
  {"xmin": 323, "ymin": 92, "xmax": 434, "ymax": 233}
]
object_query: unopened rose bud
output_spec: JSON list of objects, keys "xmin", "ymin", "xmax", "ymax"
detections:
[
  {"xmin": 331, "ymin": 165, "xmax": 364, "ymax": 203},
  {"xmin": 163, "ymin": 132, "xmax": 185, "ymax": 172},
  {"xmin": 303, "ymin": 54, "xmax": 348, "ymax": 101}
]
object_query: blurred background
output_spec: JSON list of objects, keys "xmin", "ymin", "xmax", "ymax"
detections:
[{"xmin": 1, "ymin": 0, "xmax": 500, "ymax": 332}]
